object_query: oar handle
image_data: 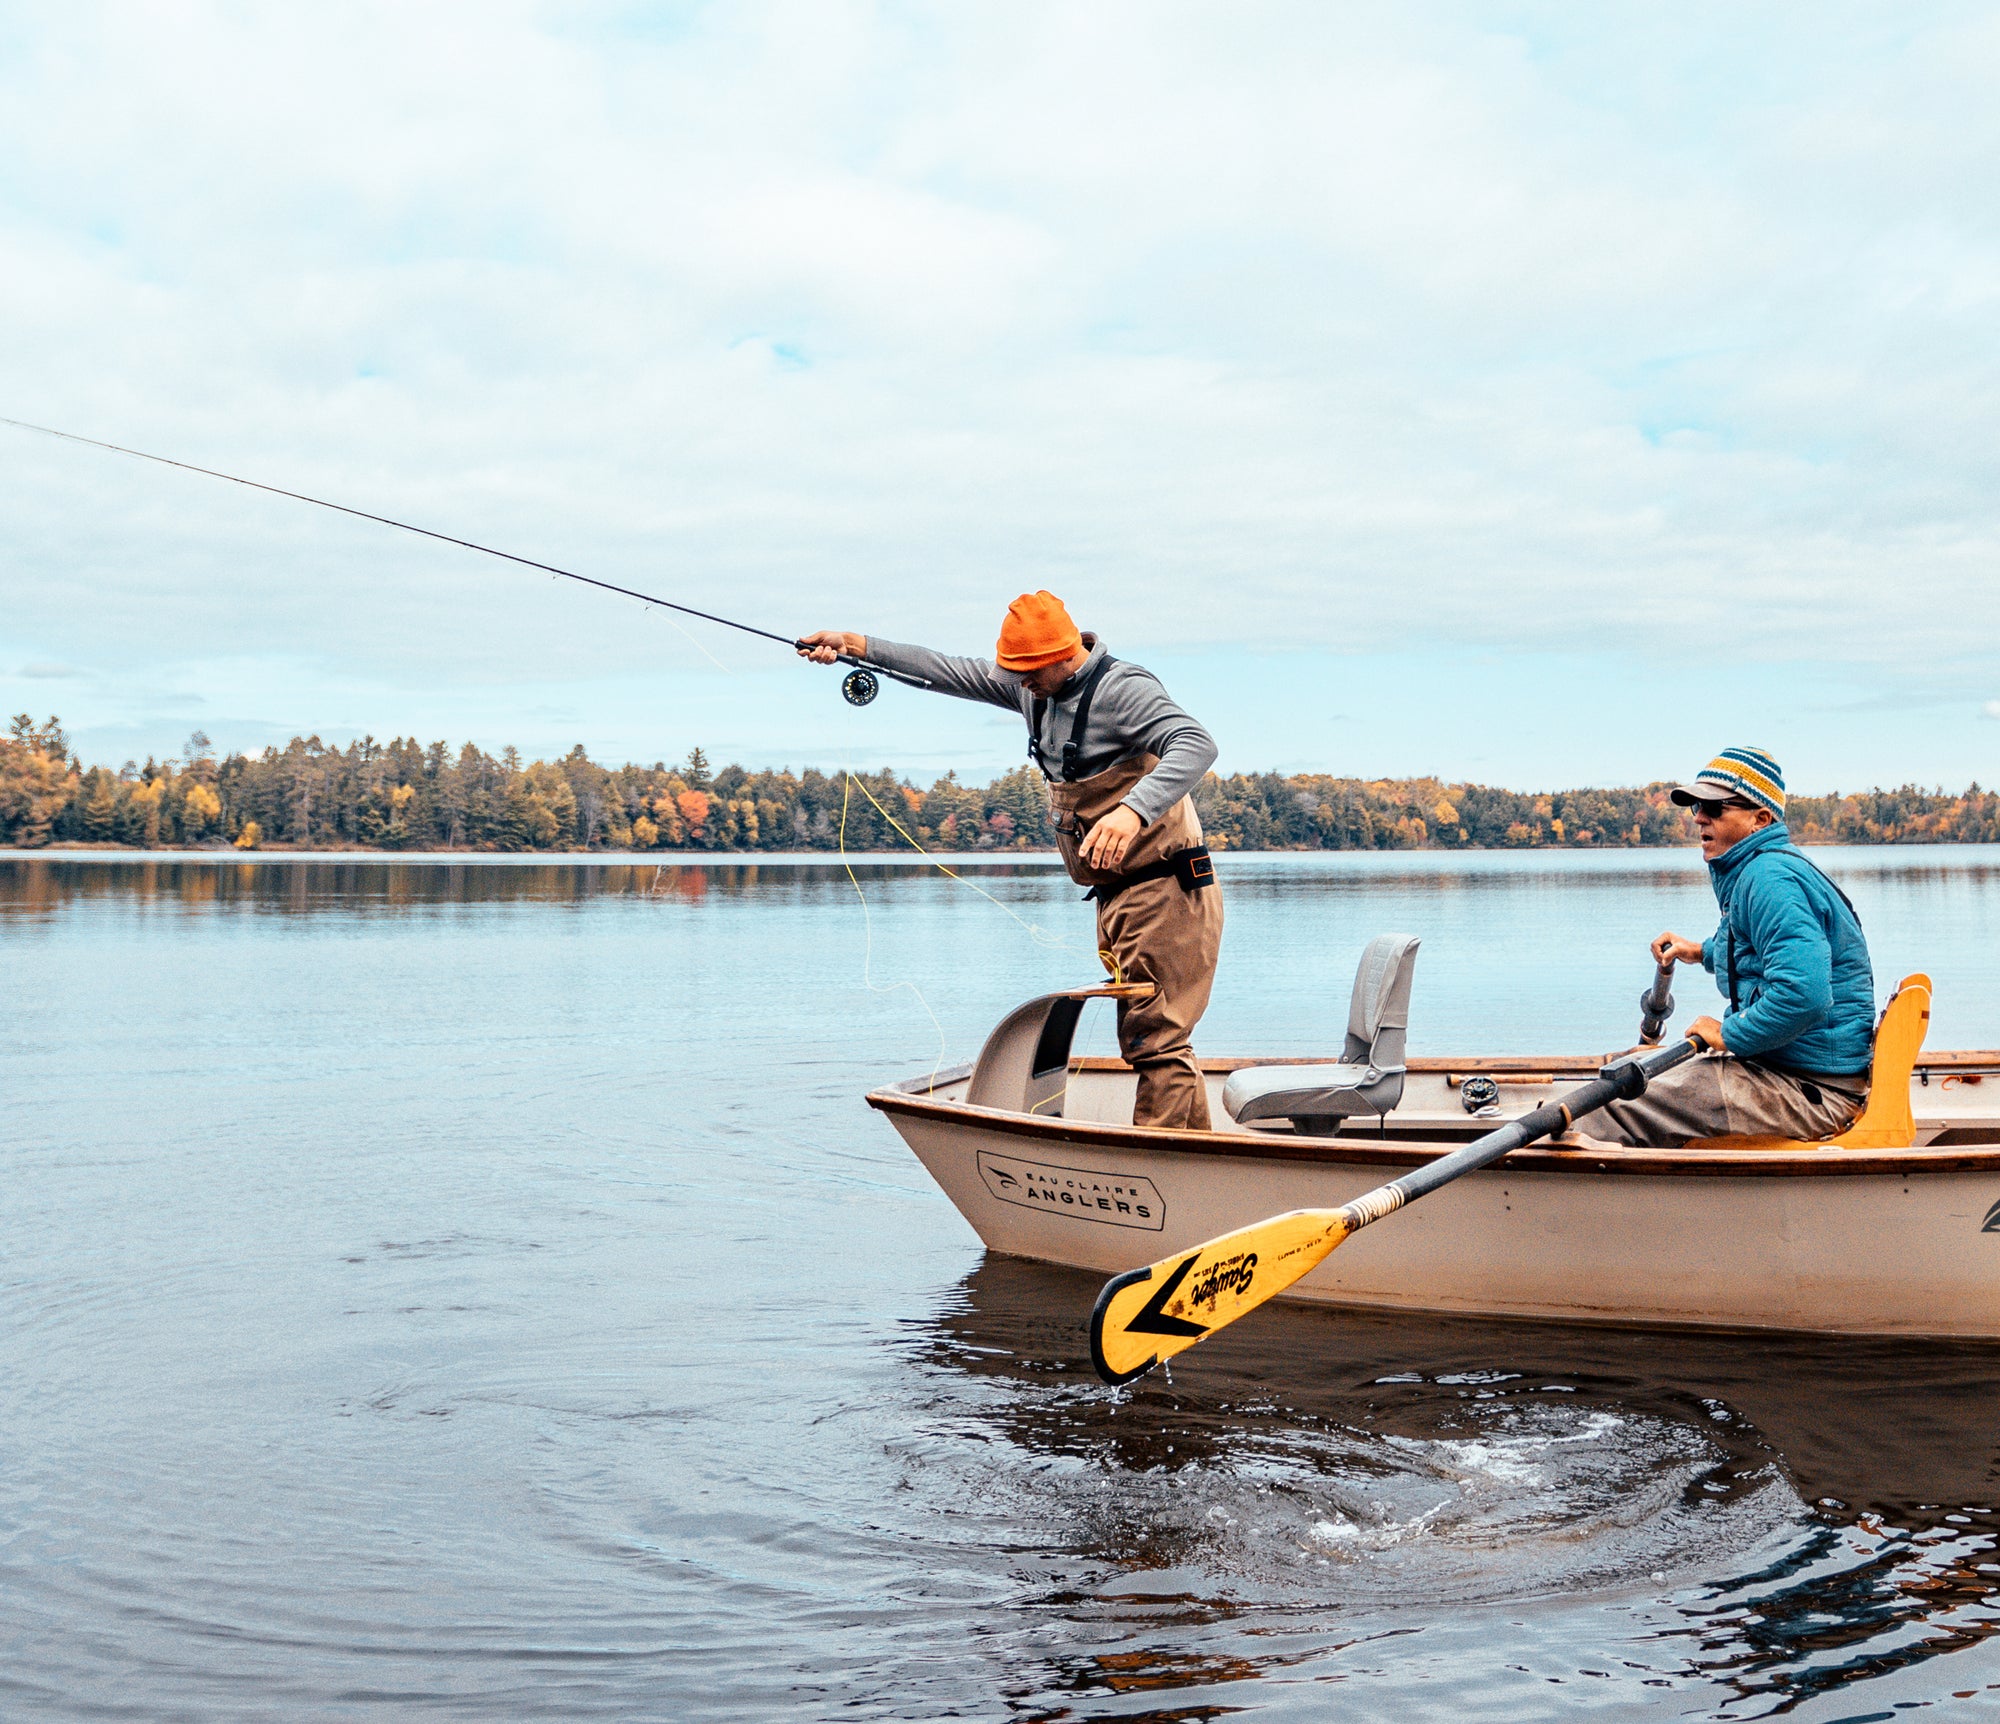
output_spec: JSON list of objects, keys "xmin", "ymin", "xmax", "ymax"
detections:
[
  {"xmin": 1338, "ymin": 1034, "xmax": 1704, "ymax": 1232},
  {"xmin": 1637, "ymin": 961, "xmax": 1677, "ymax": 1045}
]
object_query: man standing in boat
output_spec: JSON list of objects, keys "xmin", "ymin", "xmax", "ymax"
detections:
[
  {"xmin": 798, "ymin": 593, "xmax": 1224, "ymax": 1132},
  {"xmin": 1592, "ymin": 747, "xmax": 1876, "ymax": 1146}
]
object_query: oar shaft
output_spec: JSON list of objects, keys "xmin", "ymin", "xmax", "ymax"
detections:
[{"xmin": 1339, "ymin": 1035, "xmax": 1703, "ymax": 1231}]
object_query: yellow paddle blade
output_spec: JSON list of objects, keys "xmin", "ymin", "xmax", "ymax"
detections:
[{"xmin": 1089, "ymin": 1208, "xmax": 1351, "ymax": 1384}]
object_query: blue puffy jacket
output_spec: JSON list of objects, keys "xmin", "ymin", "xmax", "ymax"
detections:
[{"xmin": 1701, "ymin": 822, "xmax": 1875, "ymax": 1075}]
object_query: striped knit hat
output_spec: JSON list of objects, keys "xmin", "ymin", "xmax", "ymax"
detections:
[{"xmin": 1670, "ymin": 746, "xmax": 1786, "ymax": 818}]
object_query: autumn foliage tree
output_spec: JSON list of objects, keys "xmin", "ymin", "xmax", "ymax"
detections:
[
  {"xmin": 6, "ymin": 715, "xmax": 1997, "ymax": 854},
  {"xmin": 0, "ymin": 716, "xmax": 79, "ymax": 846}
]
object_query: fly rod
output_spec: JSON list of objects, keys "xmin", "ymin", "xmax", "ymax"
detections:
[{"xmin": 0, "ymin": 413, "xmax": 927, "ymax": 706}]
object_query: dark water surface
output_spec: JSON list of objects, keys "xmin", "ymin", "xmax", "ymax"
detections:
[{"xmin": 5, "ymin": 848, "xmax": 2000, "ymax": 1721}]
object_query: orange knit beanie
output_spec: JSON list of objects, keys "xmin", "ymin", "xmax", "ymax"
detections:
[{"xmin": 995, "ymin": 590, "xmax": 1083, "ymax": 671}]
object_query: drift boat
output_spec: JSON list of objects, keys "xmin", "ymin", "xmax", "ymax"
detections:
[{"xmin": 868, "ymin": 941, "xmax": 2000, "ymax": 1340}]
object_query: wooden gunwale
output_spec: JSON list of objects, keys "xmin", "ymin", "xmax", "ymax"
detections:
[
  {"xmin": 866, "ymin": 1079, "xmax": 2000, "ymax": 1177},
  {"xmin": 1071, "ymin": 1051, "xmax": 2000, "ymax": 1076}
]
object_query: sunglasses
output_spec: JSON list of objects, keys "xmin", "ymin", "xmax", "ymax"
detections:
[{"xmin": 1689, "ymin": 797, "xmax": 1756, "ymax": 818}]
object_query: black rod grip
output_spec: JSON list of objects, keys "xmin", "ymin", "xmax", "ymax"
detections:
[{"xmin": 1638, "ymin": 961, "xmax": 1677, "ymax": 1045}]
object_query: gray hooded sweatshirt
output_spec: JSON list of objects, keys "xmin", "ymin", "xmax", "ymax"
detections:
[{"xmin": 863, "ymin": 633, "xmax": 1217, "ymax": 826}]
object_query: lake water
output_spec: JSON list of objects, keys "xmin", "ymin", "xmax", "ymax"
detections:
[{"xmin": 5, "ymin": 847, "xmax": 2000, "ymax": 1721}]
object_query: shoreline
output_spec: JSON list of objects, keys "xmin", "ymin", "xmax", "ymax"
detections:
[
  {"xmin": 3, "ymin": 846, "xmax": 1065, "ymax": 866},
  {"xmin": 9, "ymin": 841, "xmax": 2000, "ymax": 867}
]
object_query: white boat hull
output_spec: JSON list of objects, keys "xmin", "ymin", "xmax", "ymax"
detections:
[{"xmin": 873, "ymin": 1056, "xmax": 2000, "ymax": 1338}]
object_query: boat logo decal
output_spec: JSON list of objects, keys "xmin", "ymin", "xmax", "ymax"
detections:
[
  {"xmin": 1983, "ymin": 1199, "xmax": 2000, "ymax": 1234},
  {"xmin": 975, "ymin": 1151, "xmax": 1164, "ymax": 1231}
]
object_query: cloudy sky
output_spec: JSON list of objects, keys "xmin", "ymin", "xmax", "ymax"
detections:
[{"xmin": 3, "ymin": 1, "xmax": 1996, "ymax": 792}]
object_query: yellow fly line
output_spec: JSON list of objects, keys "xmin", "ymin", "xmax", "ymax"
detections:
[
  {"xmin": 837, "ymin": 764, "xmax": 1123, "ymax": 1113},
  {"xmin": 837, "ymin": 767, "xmax": 950, "ymax": 1091},
  {"xmin": 837, "ymin": 766, "xmax": 1121, "ymax": 982}
]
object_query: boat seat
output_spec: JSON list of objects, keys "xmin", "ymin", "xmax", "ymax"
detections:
[
  {"xmin": 1223, "ymin": 933, "xmax": 1420, "ymax": 1135},
  {"xmin": 1687, "ymin": 972, "xmax": 1931, "ymax": 1151}
]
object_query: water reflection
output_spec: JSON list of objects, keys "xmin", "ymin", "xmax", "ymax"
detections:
[
  {"xmin": 11, "ymin": 845, "xmax": 1996, "ymax": 917},
  {"xmin": 7, "ymin": 851, "xmax": 2000, "ymax": 1717},
  {"xmin": 917, "ymin": 1255, "xmax": 2000, "ymax": 1714},
  {"xmin": 0, "ymin": 855, "xmax": 1070, "ymax": 919}
]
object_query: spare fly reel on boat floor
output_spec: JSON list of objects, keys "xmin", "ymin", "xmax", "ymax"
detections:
[{"xmin": 1458, "ymin": 1074, "xmax": 1501, "ymax": 1114}]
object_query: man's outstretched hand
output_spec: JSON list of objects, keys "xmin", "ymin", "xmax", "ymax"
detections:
[{"xmin": 797, "ymin": 629, "xmax": 865, "ymax": 665}]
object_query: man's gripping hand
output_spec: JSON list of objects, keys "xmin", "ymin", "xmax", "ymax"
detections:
[
  {"xmin": 1686, "ymin": 1014, "xmax": 1726, "ymax": 1052},
  {"xmin": 797, "ymin": 630, "xmax": 866, "ymax": 665},
  {"xmin": 1651, "ymin": 931, "xmax": 1705, "ymax": 967},
  {"xmin": 1080, "ymin": 806, "xmax": 1144, "ymax": 871}
]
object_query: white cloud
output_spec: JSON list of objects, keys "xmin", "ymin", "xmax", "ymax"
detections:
[{"xmin": 1, "ymin": 1, "xmax": 1998, "ymax": 773}]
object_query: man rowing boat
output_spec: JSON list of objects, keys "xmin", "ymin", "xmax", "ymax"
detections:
[
  {"xmin": 799, "ymin": 593, "xmax": 1224, "ymax": 1130},
  {"xmin": 1592, "ymin": 746, "xmax": 1876, "ymax": 1146}
]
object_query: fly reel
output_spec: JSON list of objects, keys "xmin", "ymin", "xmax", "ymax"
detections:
[
  {"xmin": 841, "ymin": 667, "xmax": 880, "ymax": 706},
  {"xmin": 1459, "ymin": 1075, "xmax": 1501, "ymax": 1115}
]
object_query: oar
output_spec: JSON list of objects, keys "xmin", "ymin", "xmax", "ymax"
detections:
[{"xmin": 1089, "ymin": 1033, "xmax": 1704, "ymax": 1385}]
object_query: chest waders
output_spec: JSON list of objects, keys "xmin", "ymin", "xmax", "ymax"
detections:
[{"xmin": 1029, "ymin": 659, "xmax": 1223, "ymax": 1132}]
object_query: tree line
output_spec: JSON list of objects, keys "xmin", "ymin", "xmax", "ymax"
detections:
[{"xmin": 5, "ymin": 714, "xmax": 1997, "ymax": 853}]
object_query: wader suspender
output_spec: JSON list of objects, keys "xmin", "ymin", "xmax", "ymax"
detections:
[
  {"xmin": 1028, "ymin": 653, "xmax": 1117, "ymax": 782},
  {"xmin": 1724, "ymin": 849, "xmax": 1863, "ymax": 1014},
  {"xmin": 1028, "ymin": 653, "xmax": 1217, "ymax": 903}
]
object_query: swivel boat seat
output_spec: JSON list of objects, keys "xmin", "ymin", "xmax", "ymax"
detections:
[{"xmin": 1223, "ymin": 933, "xmax": 1421, "ymax": 1135}]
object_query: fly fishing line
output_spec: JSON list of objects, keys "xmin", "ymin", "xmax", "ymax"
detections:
[
  {"xmin": 839, "ymin": 767, "xmax": 950, "ymax": 1094},
  {"xmin": 837, "ymin": 768, "xmax": 1119, "ymax": 979},
  {"xmin": 837, "ymin": 762, "xmax": 1123, "ymax": 1114},
  {"xmin": 9, "ymin": 410, "xmax": 1123, "ymax": 1095},
  {"xmin": 0, "ymin": 413, "xmax": 930, "ymax": 702}
]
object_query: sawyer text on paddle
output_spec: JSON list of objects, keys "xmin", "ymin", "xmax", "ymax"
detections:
[{"xmin": 1187, "ymin": 1253, "xmax": 1258, "ymax": 1310}]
